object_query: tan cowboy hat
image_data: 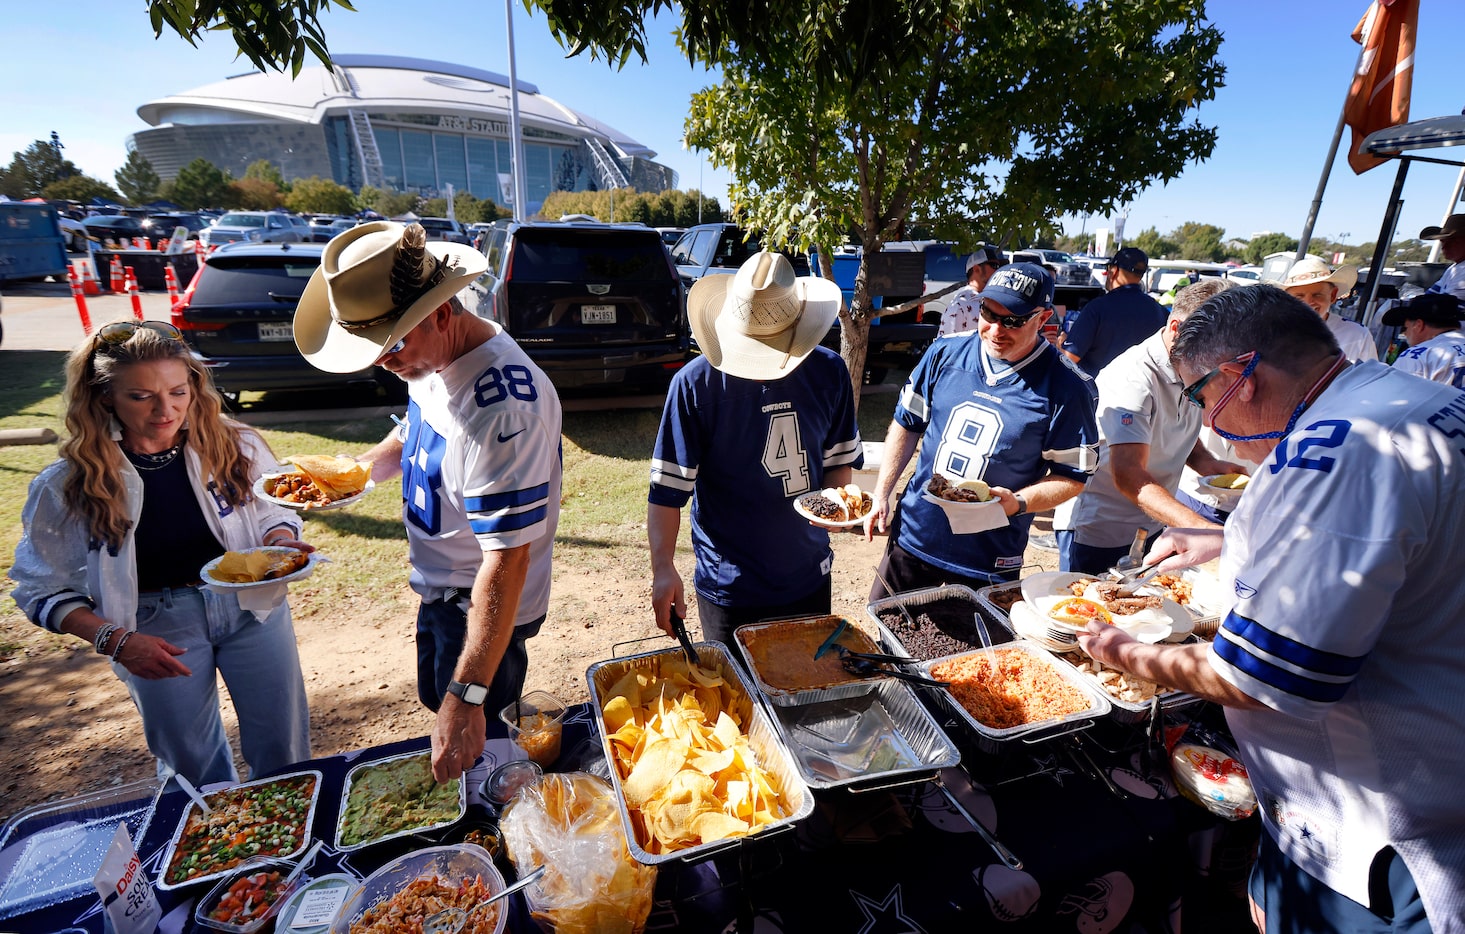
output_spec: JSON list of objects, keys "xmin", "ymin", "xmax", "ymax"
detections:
[
  {"xmin": 1281, "ymin": 255, "xmax": 1358, "ymax": 293},
  {"xmin": 294, "ymin": 221, "xmax": 486, "ymax": 373},
  {"xmin": 687, "ymin": 251, "xmax": 842, "ymax": 380}
]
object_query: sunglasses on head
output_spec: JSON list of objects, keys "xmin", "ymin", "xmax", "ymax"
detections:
[
  {"xmin": 979, "ymin": 305, "xmax": 1043, "ymax": 329},
  {"xmin": 97, "ymin": 320, "xmax": 183, "ymax": 345}
]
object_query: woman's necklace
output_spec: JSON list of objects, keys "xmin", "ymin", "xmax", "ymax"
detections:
[{"xmin": 123, "ymin": 442, "xmax": 183, "ymax": 471}]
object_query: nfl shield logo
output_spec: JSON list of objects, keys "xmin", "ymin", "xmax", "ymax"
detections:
[{"xmin": 1120, "ymin": 412, "xmax": 1133, "ymax": 425}]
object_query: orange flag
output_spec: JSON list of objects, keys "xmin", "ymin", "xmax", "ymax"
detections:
[{"xmin": 1344, "ymin": 0, "xmax": 1418, "ymax": 174}]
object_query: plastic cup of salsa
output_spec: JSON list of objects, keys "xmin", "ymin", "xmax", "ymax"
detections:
[{"xmin": 498, "ymin": 691, "xmax": 566, "ymax": 767}]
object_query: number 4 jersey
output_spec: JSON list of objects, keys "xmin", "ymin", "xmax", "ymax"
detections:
[
  {"xmin": 400, "ymin": 327, "xmax": 562, "ymax": 627},
  {"xmin": 649, "ymin": 348, "xmax": 863, "ymax": 607}
]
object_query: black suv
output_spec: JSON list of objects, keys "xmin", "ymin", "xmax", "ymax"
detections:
[
  {"xmin": 456, "ymin": 220, "xmax": 688, "ymax": 390},
  {"xmin": 170, "ymin": 242, "xmax": 390, "ymax": 400}
]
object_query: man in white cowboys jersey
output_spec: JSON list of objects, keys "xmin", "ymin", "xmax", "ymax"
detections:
[
  {"xmin": 649, "ymin": 252, "xmax": 862, "ymax": 646},
  {"xmin": 865, "ymin": 262, "xmax": 1099, "ymax": 594},
  {"xmin": 295, "ymin": 221, "xmax": 562, "ymax": 782},
  {"xmin": 1079, "ymin": 286, "xmax": 1465, "ymax": 932},
  {"xmin": 1383, "ymin": 292, "xmax": 1465, "ymax": 388}
]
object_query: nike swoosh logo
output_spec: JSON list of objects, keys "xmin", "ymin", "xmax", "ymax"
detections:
[{"xmin": 496, "ymin": 429, "xmax": 526, "ymax": 443}]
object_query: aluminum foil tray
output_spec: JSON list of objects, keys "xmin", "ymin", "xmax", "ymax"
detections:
[
  {"xmin": 734, "ymin": 615, "xmax": 882, "ymax": 707},
  {"xmin": 0, "ymin": 777, "xmax": 162, "ymax": 920},
  {"xmin": 973, "ymin": 582, "xmax": 1025, "ymax": 631},
  {"xmin": 585, "ymin": 641, "xmax": 815, "ymax": 865},
  {"xmin": 768, "ymin": 678, "xmax": 960, "ymax": 790},
  {"xmin": 157, "ymin": 769, "xmax": 323, "ymax": 891},
  {"xmin": 334, "ymin": 750, "xmax": 466, "ymax": 852},
  {"xmin": 867, "ymin": 584, "xmax": 1016, "ymax": 662},
  {"xmin": 917, "ymin": 643, "xmax": 1111, "ymax": 755},
  {"xmin": 1044, "ymin": 646, "xmax": 1205, "ymax": 724}
]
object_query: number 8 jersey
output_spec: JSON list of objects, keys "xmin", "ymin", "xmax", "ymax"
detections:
[{"xmin": 893, "ymin": 336, "xmax": 1098, "ymax": 580}]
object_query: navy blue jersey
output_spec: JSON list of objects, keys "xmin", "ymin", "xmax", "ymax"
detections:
[
  {"xmin": 894, "ymin": 337, "xmax": 1098, "ymax": 579},
  {"xmin": 649, "ymin": 347, "xmax": 863, "ymax": 606},
  {"xmin": 1062, "ymin": 283, "xmax": 1167, "ymax": 376}
]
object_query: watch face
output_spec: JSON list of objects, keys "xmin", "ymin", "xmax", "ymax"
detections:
[{"xmin": 452, "ymin": 681, "xmax": 488, "ymax": 705}]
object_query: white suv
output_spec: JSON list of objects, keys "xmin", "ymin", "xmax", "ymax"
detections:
[{"xmin": 201, "ymin": 211, "xmax": 307, "ymax": 247}]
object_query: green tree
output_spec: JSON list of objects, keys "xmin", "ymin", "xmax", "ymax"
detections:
[
  {"xmin": 1130, "ymin": 227, "xmax": 1178, "ymax": 260},
  {"xmin": 244, "ymin": 159, "xmax": 289, "ymax": 193},
  {"xmin": 229, "ymin": 177, "xmax": 285, "ymax": 209},
  {"xmin": 1172, "ymin": 221, "xmax": 1226, "ymax": 262},
  {"xmin": 147, "ymin": 0, "xmax": 355, "ymax": 75},
  {"xmin": 43, "ymin": 175, "xmax": 122, "ymax": 203},
  {"xmin": 678, "ymin": 1, "xmax": 1223, "ymax": 398},
  {"xmin": 2, "ymin": 139, "xmax": 81, "ymax": 198},
  {"xmin": 1244, "ymin": 232, "xmax": 1299, "ymax": 265},
  {"xmin": 287, "ymin": 176, "xmax": 357, "ymax": 214},
  {"xmin": 114, "ymin": 150, "xmax": 161, "ymax": 204},
  {"xmin": 356, "ymin": 185, "xmax": 419, "ymax": 218},
  {"xmin": 169, "ymin": 158, "xmax": 232, "ymax": 210}
]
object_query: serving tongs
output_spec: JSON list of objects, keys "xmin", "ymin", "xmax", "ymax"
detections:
[
  {"xmin": 839, "ymin": 653, "xmax": 951, "ymax": 689},
  {"xmin": 668, "ymin": 607, "xmax": 700, "ymax": 666},
  {"xmin": 1107, "ymin": 562, "xmax": 1163, "ymax": 596}
]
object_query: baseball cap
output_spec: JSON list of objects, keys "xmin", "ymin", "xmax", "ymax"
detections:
[
  {"xmin": 964, "ymin": 243, "xmax": 1005, "ymax": 274},
  {"xmin": 1106, "ymin": 247, "xmax": 1148, "ymax": 274},
  {"xmin": 982, "ymin": 262, "xmax": 1053, "ymax": 316},
  {"xmin": 1419, "ymin": 214, "xmax": 1465, "ymax": 241},
  {"xmin": 1380, "ymin": 292, "xmax": 1464, "ymax": 327}
]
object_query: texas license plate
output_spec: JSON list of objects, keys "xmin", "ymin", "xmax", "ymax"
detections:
[
  {"xmin": 258, "ymin": 323, "xmax": 294, "ymax": 342},
  {"xmin": 582, "ymin": 304, "xmax": 615, "ymax": 324}
]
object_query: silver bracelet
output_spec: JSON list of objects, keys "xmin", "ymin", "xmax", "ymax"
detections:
[
  {"xmin": 111, "ymin": 630, "xmax": 134, "ymax": 662},
  {"xmin": 94, "ymin": 623, "xmax": 117, "ymax": 655}
]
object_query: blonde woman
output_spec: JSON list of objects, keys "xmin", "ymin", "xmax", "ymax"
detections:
[{"xmin": 10, "ymin": 320, "xmax": 311, "ymax": 784}]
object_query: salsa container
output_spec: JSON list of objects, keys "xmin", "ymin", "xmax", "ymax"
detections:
[
  {"xmin": 585, "ymin": 641, "xmax": 815, "ymax": 865},
  {"xmin": 734, "ymin": 615, "xmax": 883, "ymax": 707},
  {"xmin": 157, "ymin": 769, "xmax": 323, "ymax": 891},
  {"xmin": 193, "ymin": 857, "xmax": 300, "ymax": 934},
  {"xmin": 334, "ymin": 750, "xmax": 466, "ymax": 852},
  {"xmin": 766, "ymin": 678, "xmax": 960, "ymax": 791},
  {"xmin": 916, "ymin": 643, "xmax": 1111, "ymax": 755}
]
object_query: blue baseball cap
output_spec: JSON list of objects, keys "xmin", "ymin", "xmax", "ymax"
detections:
[{"xmin": 982, "ymin": 262, "xmax": 1053, "ymax": 316}]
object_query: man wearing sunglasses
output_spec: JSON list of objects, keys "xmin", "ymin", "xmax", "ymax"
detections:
[
  {"xmin": 866, "ymin": 262, "xmax": 1099, "ymax": 595},
  {"xmin": 1078, "ymin": 285, "xmax": 1465, "ymax": 931},
  {"xmin": 1061, "ymin": 247, "xmax": 1168, "ymax": 377}
]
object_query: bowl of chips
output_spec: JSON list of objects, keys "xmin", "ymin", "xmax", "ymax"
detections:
[
  {"xmin": 200, "ymin": 547, "xmax": 320, "ymax": 590},
  {"xmin": 256, "ymin": 455, "xmax": 374, "ymax": 511},
  {"xmin": 1200, "ymin": 473, "xmax": 1250, "ymax": 511},
  {"xmin": 585, "ymin": 644, "xmax": 813, "ymax": 864}
]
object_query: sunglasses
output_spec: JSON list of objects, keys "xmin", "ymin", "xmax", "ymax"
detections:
[
  {"xmin": 979, "ymin": 305, "xmax": 1043, "ymax": 329},
  {"xmin": 1180, "ymin": 352, "xmax": 1255, "ymax": 409},
  {"xmin": 97, "ymin": 320, "xmax": 183, "ymax": 345}
]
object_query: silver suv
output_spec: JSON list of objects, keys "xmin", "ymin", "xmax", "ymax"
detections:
[{"xmin": 201, "ymin": 211, "xmax": 308, "ymax": 248}]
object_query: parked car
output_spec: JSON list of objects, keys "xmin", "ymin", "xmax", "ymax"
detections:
[
  {"xmin": 81, "ymin": 214, "xmax": 147, "ymax": 245},
  {"xmin": 672, "ymin": 222, "xmax": 937, "ymax": 382},
  {"xmin": 57, "ymin": 215, "xmax": 87, "ymax": 252},
  {"xmin": 1008, "ymin": 249, "xmax": 1092, "ymax": 287},
  {"xmin": 418, "ymin": 217, "xmax": 471, "ymax": 244},
  {"xmin": 170, "ymin": 242, "xmax": 391, "ymax": 400},
  {"xmin": 457, "ymin": 218, "xmax": 687, "ymax": 390},
  {"xmin": 307, "ymin": 216, "xmax": 358, "ymax": 242},
  {"xmin": 142, "ymin": 213, "xmax": 209, "ymax": 245},
  {"xmin": 199, "ymin": 211, "xmax": 306, "ymax": 248},
  {"xmin": 655, "ymin": 226, "xmax": 685, "ymax": 247},
  {"xmin": 1226, "ymin": 265, "xmax": 1264, "ymax": 285}
]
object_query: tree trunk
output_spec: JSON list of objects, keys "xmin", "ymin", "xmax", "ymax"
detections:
[{"xmin": 841, "ymin": 261, "xmax": 874, "ymax": 414}]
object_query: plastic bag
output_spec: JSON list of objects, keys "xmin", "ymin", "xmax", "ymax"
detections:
[
  {"xmin": 1169, "ymin": 721, "xmax": 1256, "ymax": 821},
  {"xmin": 499, "ymin": 772, "xmax": 656, "ymax": 934}
]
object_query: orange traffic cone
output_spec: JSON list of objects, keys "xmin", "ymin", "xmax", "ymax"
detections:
[
  {"xmin": 109, "ymin": 254, "xmax": 124, "ymax": 293},
  {"xmin": 68, "ymin": 265, "xmax": 94, "ymax": 334},
  {"xmin": 124, "ymin": 267, "xmax": 144, "ymax": 321},
  {"xmin": 164, "ymin": 264, "xmax": 180, "ymax": 304},
  {"xmin": 77, "ymin": 260, "xmax": 101, "ymax": 296}
]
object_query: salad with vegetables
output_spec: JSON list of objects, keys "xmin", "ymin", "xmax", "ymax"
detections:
[{"xmin": 165, "ymin": 774, "xmax": 318, "ymax": 885}]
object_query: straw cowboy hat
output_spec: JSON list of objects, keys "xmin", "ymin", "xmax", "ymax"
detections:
[
  {"xmin": 294, "ymin": 221, "xmax": 486, "ymax": 373},
  {"xmin": 1282, "ymin": 255, "xmax": 1358, "ymax": 293},
  {"xmin": 687, "ymin": 251, "xmax": 842, "ymax": 380}
]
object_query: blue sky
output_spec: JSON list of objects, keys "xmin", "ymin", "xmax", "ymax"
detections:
[{"xmin": 4, "ymin": 1, "xmax": 1460, "ymax": 247}]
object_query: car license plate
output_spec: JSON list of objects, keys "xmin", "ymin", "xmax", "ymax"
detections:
[
  {"xmin": 258, "ymin": 323, "xmax": 294, "ymax": 342},
  {"xmin": 582, "ymin": 304, "xmax": 615, "ymax": 324}
]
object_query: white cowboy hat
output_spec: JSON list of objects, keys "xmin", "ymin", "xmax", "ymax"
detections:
[
  {"xmin": 687, "ymin": 251, "xmax": 842, "ymax": 380},
  {"xmin": 1281, "ymin": 255, "xmax": 1358, "ymax": 293},
  {"xmin": 294, "ymin": 221, "xmax": 486, "ymax": 373}
]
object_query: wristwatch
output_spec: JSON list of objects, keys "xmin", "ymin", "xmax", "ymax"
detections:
[
  {"xmin": 446, "ymin": 680, "xmax": 489, "ymax": 706},
  {"xmin": 1011, "ymin": 492, "xmax": 1028, "ymax": 517}
]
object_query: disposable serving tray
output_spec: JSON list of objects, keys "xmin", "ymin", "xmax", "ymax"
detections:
[
  {"xmin": 333, "ymin": 750, "xmax": 466, "ymax": 852},
  {"xmin": 916, "ymin": 643, "xmax": 1111, "ymax": 755},
  {"xmin": 765, "ymin": 678, "xmax": 961, "ymax": 791},
  {"xmin": 733, "ymin": 615, "xmax": 882, "ymax": 707},
  {"xmin": 585, "ymin": 641, "xmax": 815, "ymax": 865},
  {"xmin": 157, "ymin": 769, "xmax": 323, "ymax": 892},
  {"xmin": 866, "ymin": 584, "xmax": 1016, "ymax": 662}
]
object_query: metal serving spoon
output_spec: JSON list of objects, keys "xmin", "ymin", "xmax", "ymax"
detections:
[{"xmin": 422, "ymin": 866, "xmax": 547, "ymax": 934}]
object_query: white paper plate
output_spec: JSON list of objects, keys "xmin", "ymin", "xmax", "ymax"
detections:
[
  {"xmin": 1021, "ymin": 572, "xmax": 1193, "ymax": 643},
  {"xmin": 253, "ymin": 473, "xmax": 374, "ymax": 512},
  {"xmin": 199, "ymin": 547, "xmax": 321, "ymax": 591},
  {"xmin": 919, "ymin": 489, "xmax": 1008, "ymax": 534},
  {"xmin": 1200, "ymin": 474, "xmax": 1249, "ymax": 509},
  {"xmin": 792, "ymin": 494, "xmax": 867, "ymax": 528}
]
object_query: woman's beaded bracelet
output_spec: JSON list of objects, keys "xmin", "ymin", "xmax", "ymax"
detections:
[
  {"xmin": 93, "ymin": 623, "xmax": 118, "ymax": 655},
  {"xmin": 110, "ymin": 630, "xmax": 134, "ymax": 662}
]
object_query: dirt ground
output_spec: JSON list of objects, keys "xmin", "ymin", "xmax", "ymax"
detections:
[{"xmin": 0, "ymin": 530, "xmax": 938, "ymax": 822}]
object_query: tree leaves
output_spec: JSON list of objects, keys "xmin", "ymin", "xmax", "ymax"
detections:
[{"xmin": 146, "ymin": 0, "xmax": 354, "ymax": 74}]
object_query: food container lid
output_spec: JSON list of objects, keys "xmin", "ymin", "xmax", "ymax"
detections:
[
  {"xmin": 272, "ymin": 874, "xmax": 356, "ymax": 934},
  {"xmin": 193, "ymin": 858, "xmax": 299, "ymax": 934},
  {"xmin": 480, "ymin": 759, "xmax": 544, "ymax": 808}
]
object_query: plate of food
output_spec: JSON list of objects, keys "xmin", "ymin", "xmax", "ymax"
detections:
[
  {"xmin": 255, "ymin": 455, "xmax": 373, "ymax": 511},
  {"xmin": 1200, "ymin": 472, "xmax": 1250, "ymax": 510},
  {"xmin": 921, "ymin": 474, "xmax": 1008, "ymax": 534},
  {"xmin": 158, "ymin": 770, "xmax": 321, "ymax": 890},
  {"xmin": 1020, "ymin": 572, "xmax": 1192, "ymax": 643},
  {"xmin": 200, "ymin": 547, "xmax": 320, "ymax": 590},
  {"xmin": 793, "ymin": 483, "xmax": 872, "ymax": 528}
]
